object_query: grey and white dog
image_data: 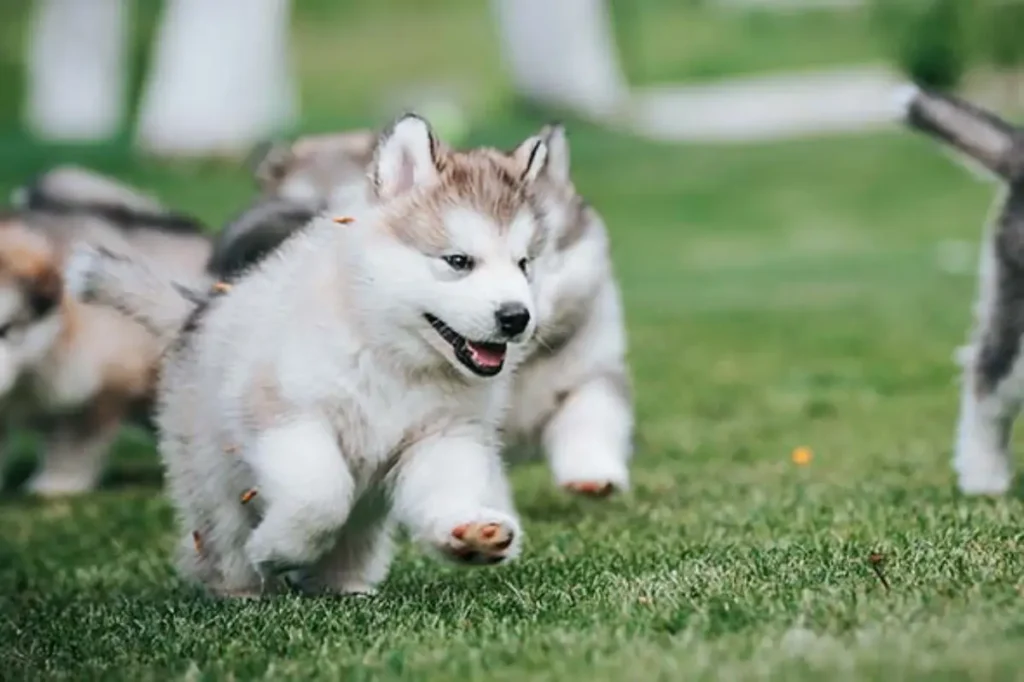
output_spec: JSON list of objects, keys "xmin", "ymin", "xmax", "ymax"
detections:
[
  {"xmin": 900, "ymin": 85, "xmax": 1024, "ymax": 495},
  {"xmin": 207, "ymin": 124, "xmax": 635, "ymax": 497}
]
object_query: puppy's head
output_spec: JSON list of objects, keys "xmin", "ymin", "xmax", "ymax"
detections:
[
  {"xmin": 251, "ymin": 130, "xmax": 377, "ymax": 208},
  {"xmin": 0, "ymin": 214, "xmax": 64, "ymax": 396},
  {"xmin": 350, "ymin": 114, "xmax": 551, "ymax": 380},
  {"xmin": 518, "ymin": 123, "xmax": 594, "ymax": 253}
]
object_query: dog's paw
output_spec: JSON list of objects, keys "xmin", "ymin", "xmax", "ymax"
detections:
[
  {"xmin": 555, "ymin": 458, "xmax": 629, "ymax": 499},
  {"xmin": 954, "ymin": 446, "xmax": 1013, "ymax": 496},
  {"xmin": 957, "ymin": 469, "xmax": 1013, "ymax": 496},
  {"xmin": 563, "ymin": 480, "xmax": 618, "ymax": 498},
  {"xmin": 26, "ymin": 471, "xmax": 98, "ymax": 497},
  {"xmin": 435, "ymin": 512, "xmax": 521, "ymax": 565}
]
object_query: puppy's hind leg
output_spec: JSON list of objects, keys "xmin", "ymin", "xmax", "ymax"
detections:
[
  {"xmin": 243, "ymin": 416, "xmax": 355, "ymax": 577},
  {"xmin": 27, "ymin": 398, "xmax": 123, "ymax": 496},
  {"xmin": 954, "ymin": 241, "xmax": 1024, "ymax": 495},
  {"xmin": 296, "ymin": 514, "xmax": 395, "ymax": 596},
  {"xmin": 543, "ymin": 371, "xmax": 633, "ymax": 497}
]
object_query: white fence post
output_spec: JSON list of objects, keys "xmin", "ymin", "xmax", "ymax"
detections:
[
  {"xmin": 489, "ymin": 0, "xmax": 629, "ymax": 119},
  {"xmin": 24, "ymin": 0, "xmax": 128, "ymax": 142},
  {"xmin": 134, "ymin": 0, "xmax": 297, "ymax": 158}
]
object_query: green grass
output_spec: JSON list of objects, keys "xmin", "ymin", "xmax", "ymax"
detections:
[
  {"xmin": 610, "ymin": 1, "xmax": 888, "ymax": 86},
  {"xmin": 4, "ymin": 2, "xmax": 1024, "ymax": 680}
]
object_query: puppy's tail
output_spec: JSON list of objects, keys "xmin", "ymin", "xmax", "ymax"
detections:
[
  {"xmin": 206, "ymin": 198, "xmax": 316, "ymax": 279},
  {"xmin": 64, "ymin": 244, "xmax": 209, "ymax": 344},
  {"xmin": 896, "ymin": 84, "xmax": 1022, "ymax": 181}
]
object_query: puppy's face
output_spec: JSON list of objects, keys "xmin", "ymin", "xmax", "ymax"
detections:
[
  {"xmin": 0, "ymin": 216, "xmax": 64, "ymax": 396},
  {"xmin": 352, "ymin": 116, "xmax": 551, "ymax": 380},
  {"xmin": 253, "ymin": 131, "xmax": 377, "ymax": 210}
]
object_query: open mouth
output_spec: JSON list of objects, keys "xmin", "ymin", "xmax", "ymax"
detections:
[{"xmin": 424, "ymin": 314, "xmax": 507, "ymax": 377}]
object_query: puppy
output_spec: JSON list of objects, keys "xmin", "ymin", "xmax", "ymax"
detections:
[
  {"xmin": 66, "ymin": 114, "xmax": 551, "ymax": 597},
  {"xmin": 0, "ymin": 167, "xmax": 211, "ymax": 495},
  {"xmin": 207, "ymin": 131, "xmax": 376, "ymax": 279},
  {"xmin": 899, "ymin": 86, "xmax": 1024, "ymax": 495},
  {"xmin": 208, "ymin": 125, "xmax": 636, "ymax": 496},
  {"xmin": 504, "ymin": 124, "xmax": 633, "ymax": 496}
]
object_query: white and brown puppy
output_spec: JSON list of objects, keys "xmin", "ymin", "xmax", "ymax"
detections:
[
  {"xmin": 208, "ymin": 125, "xmax": 635, "ymax": 496},
  {"xmin": 0, "ymin": 167, "xmax": 211, "ymax": 495},
  {"xmin": 899, "ymin": 86, "xmax": 1024, "ymax": 495},
  {"xmin": 66, "ymin": 114, "xmax": 551, "ymax": 597}
]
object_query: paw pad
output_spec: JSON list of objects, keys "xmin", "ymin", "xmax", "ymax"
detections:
[
  {"xmin": 564, "ymin": 480, "xmax": 616, "ymax": 498},
  {"xmin": 447, "ymin": 521, "xmax": 515, "ymax": 564}
]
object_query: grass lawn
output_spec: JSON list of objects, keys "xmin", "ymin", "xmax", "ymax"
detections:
[
  {"xmin": 4, "ymin": 2, "xmax": 1024, "ymax": 681},
  {"xmin": 609, "ymin": 1, "xmax": 889, "ymax": 86}
]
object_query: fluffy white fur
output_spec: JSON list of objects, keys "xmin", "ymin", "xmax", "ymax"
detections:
[{"xmin": 67, "ymin": 115, "xmax": 550, "ymax": 596}]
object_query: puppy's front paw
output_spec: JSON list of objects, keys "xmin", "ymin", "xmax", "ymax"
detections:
[{"xmin": 435, "ymin": 512, "xmax": 521, "ymax": 565}]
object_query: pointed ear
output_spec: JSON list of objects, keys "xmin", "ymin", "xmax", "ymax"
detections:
[
  {"xmin": 371, "ymin": 114, "xmax": 441, "ymax": 201},
  {"xmin": 511, "ymin": 135, "xmax": 549, "ymax": 185},
  {"xmin": 539, "ymin": 122, "xmax": 570, "ymax": 185},
  {"xmin": 249, "ymin": 140, "xmax": 294, "ymax": 191}
]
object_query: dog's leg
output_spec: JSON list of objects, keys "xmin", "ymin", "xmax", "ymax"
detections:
[
  {"xmin": 27, "ymin": 401, "xmax": 123, "ymax": 496},
  {"xmin": 954, "ymin": 238, "xmax": 1024, "ymax": 495},
  {"xmin": 243, "ymin": 416, "xmax": 354, "ymax": 576},
  {"xmin": 391, "ymin": 432, "xmax": 522, "ymax": 565},
  {"xmin": 954, "ymin": 376, "xmax": 1017, "ymax": 495},
  {"xmin": 296, "ymin": 516, "xmax": 395, "ymax": 595},
  {"xmin": 542, "ymin": 371, "xmax": 632, "ymax": 497}
]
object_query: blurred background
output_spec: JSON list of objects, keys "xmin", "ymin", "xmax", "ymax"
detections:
[{"xmin": 0, "ymin": 0, "xmax": 1022, "ymax": 483}]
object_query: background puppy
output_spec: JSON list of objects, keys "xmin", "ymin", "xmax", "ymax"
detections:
[
  {"xmin": 207, "ymin": 131, "xmax": 376, "ymax": 279},
  {"xmin": 503, "ymin": 124, "xmax": 633, "ymax": 497},
  {"xmin": 900, "ymin": 86, "xmax": 1024, "ymax": 495},
  {"xmin": 0, "ymin": 167, "xmax": 211, "ymax": 495},
  {"xmin": 67, "ymin": 114, "xmax": 550, "ymax": 597},
  {"xmin": 207, "ymin": 124, "xmax": 635, "ymax": 496}
]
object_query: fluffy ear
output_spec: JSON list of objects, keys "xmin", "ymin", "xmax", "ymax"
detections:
[
  {"xmin": 371, "ymin": 114, "xmax": 441, "ymax": 200},
  {"xmin": 511, "ymin": 135, "xmax": 549, "ymax": 185},
  {"xmin": 249, "ymin": 140, "xmax": 294, "ymax": 190},
  {"xmin": 539, "ymin": 123, "xmax": 570, "ymax": 185}
]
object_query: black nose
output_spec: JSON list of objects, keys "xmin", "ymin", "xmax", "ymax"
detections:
[{"xmin": 495, "ymin": 302, "xmax": 530, "ymax": 337}]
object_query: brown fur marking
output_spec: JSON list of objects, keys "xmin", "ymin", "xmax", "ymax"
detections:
[{"xmin": 380, "ymin": 146, "xmax": 544, "ymax": 256}]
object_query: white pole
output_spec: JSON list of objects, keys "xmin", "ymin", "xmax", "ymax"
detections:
[
  {"xmin": 24, "ymin": 0, "xmax": 128, "ymax": 142},
  {"xmin": 489, "ymin": 0, "xmax": 628, "ymax": 119},
  {"xmin": 135, "ymin": 0, "xmax": 298, "ymax": 158}
]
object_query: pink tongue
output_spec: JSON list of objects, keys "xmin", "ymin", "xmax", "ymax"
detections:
[{"xmin": 466, "ymin": 342, "xmax": 505, "ymax": 367}]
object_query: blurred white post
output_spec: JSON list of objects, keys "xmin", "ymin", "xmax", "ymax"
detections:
[
  {"xmin": 24, "ymin": 0, "xmax": 128, "ymax": 142},
  {"xmin": 135, "ymin": 0, "xmax": 298, "ymax": 158},
  {"xmin": 489, "ymin": 0, "xmax": 628, "ymax": 119}
]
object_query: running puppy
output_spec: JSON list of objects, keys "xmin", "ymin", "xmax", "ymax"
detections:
[
  {"xmin": 899, "ymin": 85, "xmax": 1024, "ymax": 494},
  {"xmin": 66, "ymin": 114, "xmax": 550, "ymax": 597},
  {"xmin": 209, "ymin": 125, "xmax": 635, "ymax": 496},
  {"xmin": 0, "ymin": 166, "xmax": 211, "ymax": 495}
]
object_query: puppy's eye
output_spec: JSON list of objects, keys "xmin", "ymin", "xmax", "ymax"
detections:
[
  {"xmin": 442, "ymin": 254, "xmax": 474, "ymax": 271},
  {"xmin": 517, "ymin": 258, "xmax": 530, "ymax": 274}
]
